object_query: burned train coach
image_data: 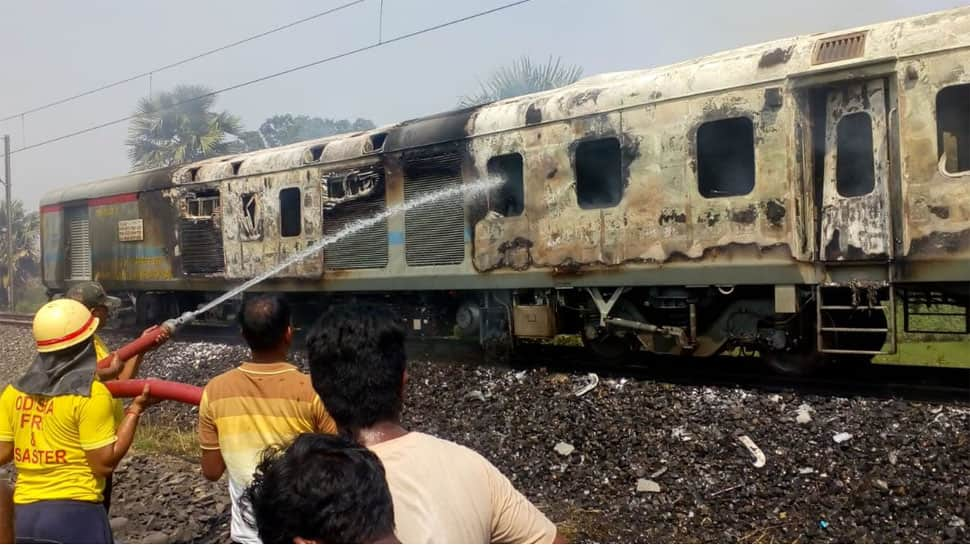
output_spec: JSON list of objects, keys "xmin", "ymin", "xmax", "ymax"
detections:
[{"xmin": 40, "ymin": 7, "xmax": 970, "ymax": 371}]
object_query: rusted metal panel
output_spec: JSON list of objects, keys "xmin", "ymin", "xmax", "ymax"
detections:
[
  {"xmin": 217, "ymin": 168, "xmax": 323, "ymax": 279},
  {"xmin": 897, "ymin": 52, "xmax": 970, "ymax": 267},
  {"xmin": 472, "ymin": 87, "xmax": 797, "ymax": 274},
  {"xmin": 819, "ymin": 79, "xmax": 892, "ymax": 261}
]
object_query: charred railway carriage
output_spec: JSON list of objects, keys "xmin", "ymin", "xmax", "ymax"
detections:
[{"xmin": 40, "ymin": 8, "xmax": 970, "ymax": 371}]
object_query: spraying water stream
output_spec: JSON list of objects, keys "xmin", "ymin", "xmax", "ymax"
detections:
[{"xmin": 183, "ymin": 176, "xmax": 501, "ymax": 321}]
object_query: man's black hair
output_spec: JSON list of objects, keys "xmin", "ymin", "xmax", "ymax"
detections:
[
  {"xmin": 305, "ymin": 303, "xmax": 406, "ymax": 435},
  {"xmin": 238, "ymin": 294, "xmax": 291, "ymax": 352},
  {"xmin": 245, "ymin": 433, "xmax": 395, "ymax": 544}
]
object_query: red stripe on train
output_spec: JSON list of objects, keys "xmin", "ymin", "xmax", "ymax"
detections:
[
  {"xmin": 40, "ymin": 193, "xmax": 138, "ymax": 213},
  {"xmin": 88, "ymin": 193, "xmax": 138, "ymax": 206}
]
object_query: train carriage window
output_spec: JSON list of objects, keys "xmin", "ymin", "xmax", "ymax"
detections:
[
  {"xmin": 280, "ymin": 188, "xmax": 302, "ymax": 237},
  {"xmin": 186, "ymin": 195, "xmax": 219, "ymax": 218},
  {"xmin": 937, "ymin": 84, "xmax": 970, "ymax": 173},
  {"xmin": 836, "ymin": 112, "xmax": 875, "ymax": 197},
  {"xmin": 487, "ymin": 153, "xmax": 524, "ymax": 216},
  {"xmin": 575, "ymin": 137, "xmax": 623, "ymax": 209},
  {"xmin": 240, "ymin": 193, "xmax": 261, "ymax": 240},
  {"xmin": 697, "ymin": 117, "xmax": 755, "ymax": 198}
]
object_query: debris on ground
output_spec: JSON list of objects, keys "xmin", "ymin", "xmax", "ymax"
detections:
[
  {"xmin": 554, "ymin": 442, "xmax": 576, "ymax": 456},
  {"xmin": 573, "ymin": 373, "xmax": 599, "ymax": 397},
  {"xmin": 737, "ymin": 435, "xmax": 766, "ymax": 468},
  {"xmin": 636, "ymin": 479, "xmax": 661, "ymax": 493},
  {"xmin": 833, "ymin": 432, "xmax": 853, "ymax": 444},
  {"xmin": 1, "ymin": 325, "xmax": 970, "ymax": 543}
]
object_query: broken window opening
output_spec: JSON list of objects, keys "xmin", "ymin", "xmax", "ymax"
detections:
[
  {"xmin": 307, "ymin": 145, "xmax": 326, "ymax": 163},
  {"xmin": 937, "ymin": 83, "xmax": 970, "ymax": 174},
  {"xmin": 185, "ymin": 195, "xmax": 219, "ymax": 218},
  {"xmin": 231, "ymin": 161, "xmax": 243, "ymax": 175},
  {"xmin": 240, "ymin": 193, "xmax": 261, "ymax": 240},
  {"xmin": 575, "ymin": 138, "xmax": 623, "ymax": 209},
  {"xmin": 280, "ymin": 187, "xmax": 302, "ymax": 237},
  {"xmin": 369, "ymin": 133, "xmax": 387, "ymax": 152},
  {"xmin": 697, "ymin": 117, "xmax": 756, "ymax": 198},
  {"xmin": 487, "ymin": 153, "xmax": 525, "ymax": 217},
  {"xmin": 322, "ymin": 167, "xmax": 383, "ymax": 209},
  {"xmin": 836, "ymin": 112, "xmax": 875, "ymax": 197}
]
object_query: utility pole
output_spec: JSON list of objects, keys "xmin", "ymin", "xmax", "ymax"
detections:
[{"xmin": 1, "ymin": 135, "xmax": 11, "ymax": 310}]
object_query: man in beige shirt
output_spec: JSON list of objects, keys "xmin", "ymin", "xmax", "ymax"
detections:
[{"xmin": 306, "ymin": 304, "xmax": 565, "ymax": 544}]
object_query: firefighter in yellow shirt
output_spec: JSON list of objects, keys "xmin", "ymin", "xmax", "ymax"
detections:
[
  {"xmin": 0, "ymin": 299, "xmax": 158, "ymax": 543},
  {"xmin": 65, "ymin": 281, "xmax": 170, "ymax": 515}
]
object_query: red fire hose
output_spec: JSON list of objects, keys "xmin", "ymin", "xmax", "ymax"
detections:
[
  {"xmin": 105, "ymin": 379, "xmax": 203, "ymax": 406},
  {"xmin": 96, "ymin": 320, "xmax": 203, "ymax": 406},
  {"xmin": 96, "ymin": 325, "xmax": 169, "ymax": 370}
]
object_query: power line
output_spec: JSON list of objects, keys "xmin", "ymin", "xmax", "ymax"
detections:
[
  {"xmin": 0, "ymin": 0, "xmax": 366, "ymax": 123},
  {"xmin": 6, "ymin": 0, "xmax": 536, "ymax": 157}
]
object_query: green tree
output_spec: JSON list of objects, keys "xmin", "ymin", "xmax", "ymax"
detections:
[
  {"xmin": 0, "ymin": 199, "xmax": 39, "ymax": 307},
  {"xmin": 239, "ymin": 114, "xmax": 376, "ymax": 151},
  {"xmin": 459, "ymin": 56, "xmax": 584, "ymax": 107},
  {"xmin": 126, "ymin": 85, "xmax": 244, "ymax": 170}
]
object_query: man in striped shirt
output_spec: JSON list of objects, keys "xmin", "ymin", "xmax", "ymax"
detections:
[{"xmin": 198, "ymin": 294, "xmax": 336, "ymax": 544}]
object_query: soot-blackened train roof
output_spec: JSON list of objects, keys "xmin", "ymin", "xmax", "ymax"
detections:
[{"xmin": 42, "ymin": 5, "xmax": 970, "ymax": 207}]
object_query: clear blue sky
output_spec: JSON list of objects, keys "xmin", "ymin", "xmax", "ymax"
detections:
[{"xmin": 0, "ymin": 0, "xmax": 962, "ymax": 208}]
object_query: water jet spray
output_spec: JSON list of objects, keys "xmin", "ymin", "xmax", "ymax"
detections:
[{"xmin": 98, "ymin": 178, "xmax": 501, "ymax": 405}]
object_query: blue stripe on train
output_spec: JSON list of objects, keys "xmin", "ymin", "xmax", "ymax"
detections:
[{"xmin": 388, "ymin": 230, "xmax": 470, "ymax": 245}]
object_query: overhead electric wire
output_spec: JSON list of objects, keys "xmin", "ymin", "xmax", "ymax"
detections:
[
  {"xmin": 0, "ymin": 0, "xmax": 366, "ymax": 123},
  {"xmin": 5, "ymin": 0, "xmax": 536, "ymax": 157}
]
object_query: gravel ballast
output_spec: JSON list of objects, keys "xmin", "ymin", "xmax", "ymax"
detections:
[{"xmin": 2, "ymin": 324, "xmax": 969, "ymax": 543}]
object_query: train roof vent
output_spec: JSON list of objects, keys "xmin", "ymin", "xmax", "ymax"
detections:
[
  {"xmin": 367, "ymin": 133, "xmax": 387, "ymax": 154},
  {"xmin": 304, "ymin": 144, "xmax": 327, "ymax": 164},
  {"xmin": 812, "ymin": 31, "xmax": 867, "ymax": 65}
]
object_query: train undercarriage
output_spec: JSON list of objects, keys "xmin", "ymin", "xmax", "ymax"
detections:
[{"xmin": 97, "ymin": 280, "xmax": 970, "ymax": 375}]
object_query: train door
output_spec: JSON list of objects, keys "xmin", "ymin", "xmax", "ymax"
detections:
[
  {"xmin": 228, "ymin": 175, "xmax": 322, "ymax": 280},
  {"xmin": 274, "ymin": 175, "xmax": 323, "ymax": 278},
  {"xmin": 816, "ymin": 78, "xmax": 893, "ymax": 261}
]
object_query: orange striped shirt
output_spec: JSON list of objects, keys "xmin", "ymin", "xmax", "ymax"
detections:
[{"xmin": 198, "ymin": 362, "xmax": 336, "ymax": 543}]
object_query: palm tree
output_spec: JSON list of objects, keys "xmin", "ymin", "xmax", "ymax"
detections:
[
  {"xmin": 0, "ymin": 199, "xmax": 39, "ymax": 307},
  {"xmin": 126, "ymin": 85, "xmax": 243, "ymax": 171},
  {"xmin": 459, "ymin": 56, "xmax": 584, "ymax": 107}
]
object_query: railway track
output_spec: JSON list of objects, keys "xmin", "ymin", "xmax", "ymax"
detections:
[
  {"xmin": 1, "ymin": 314, "xmax": 967, "ymax": 402},
  {"xmin": 0, "ymin": 312, "xmax": 33, "ymax": 327},
  {"xmin": 509, "ymin": 343, "xmax": 970, "ymax": 404}
]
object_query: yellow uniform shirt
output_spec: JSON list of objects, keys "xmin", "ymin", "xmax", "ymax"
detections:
[
  {"xmin": 0, "ymin": 383, "xmax": 118, "ymax": 504},
  {"xmin": 92, "ymin": 335, "xmax": 109, "ymax": 362},
  {"xmin": 93, "ymin": 334, "xmax": 124, "ymax": 426}
]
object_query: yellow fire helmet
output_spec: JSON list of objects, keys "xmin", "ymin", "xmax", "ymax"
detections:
[{"xmin": 33, "ymin": 299, "xmax": 100, "ymax": 353}]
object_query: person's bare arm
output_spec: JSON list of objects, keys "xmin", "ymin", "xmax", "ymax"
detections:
[
  {"xmin": 117, "ymin": 355, "xmax": 142, "ymax": 381},
  {"xmin": 117, "ymin": 327, "xmax": 172, "ymax": 381},
  {"xmin": 84, "ymin": 385, "xmax": 156, "ymax": 477},
  {"xmin": 0, "ymin": 442, "xmax": 11, "ymax": 466},
  {"xmin": 553, "ymin": 531, "xmax": 567, "ymax": 543},
  {"xmin": 201, "ymin": 449, "xmax": 227, "ymax": 481},
  {"xmin": 95, "ymin": 353, "xmax": 124, "ymax": 382},
  {"xmin": 0, "ymin": 479, "xmax": 13, "ymax": 544}
]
